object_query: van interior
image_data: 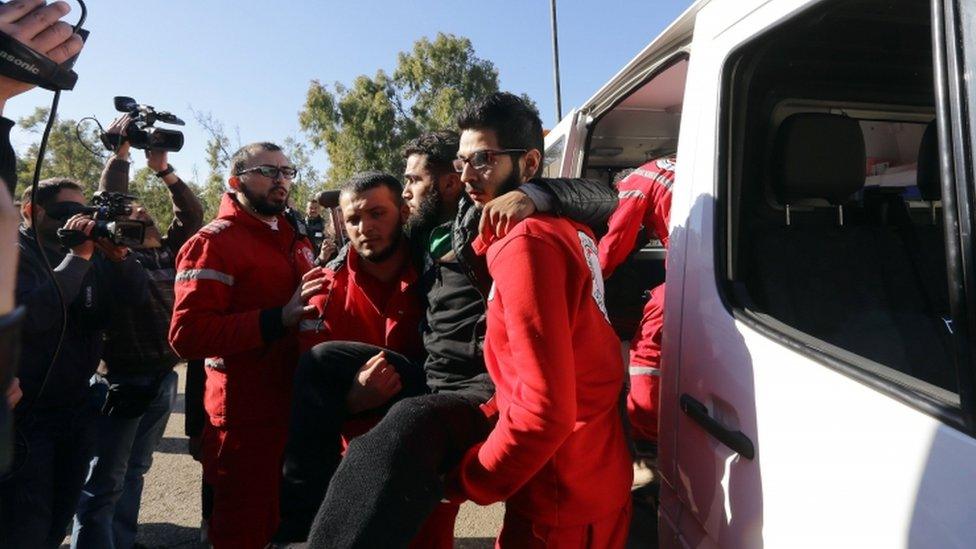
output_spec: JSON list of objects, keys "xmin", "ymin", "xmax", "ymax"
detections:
[{"xmin": 584, "ymin": 0, "xmax": 958, "ymax": 406}]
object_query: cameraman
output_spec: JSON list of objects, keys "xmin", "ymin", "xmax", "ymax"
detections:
[
  {"xmin": 71, "ymin": 116, "xmax": 203, "ymax": 549},
  {"xmin": 0, "ymin": 0, "xmax": 87, "ymax": 480},
  {"xmin": 1, "ymin": 175, "xmax": 147, "ymax": 548}
]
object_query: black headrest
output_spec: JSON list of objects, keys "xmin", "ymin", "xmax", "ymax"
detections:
[
  {"xmin": 916, "ymin": 121, "xmax": 940, "ymax": 201},
  {"xmin": 773, "ymin": 113, "xmax": 865, "ymax": 205}
]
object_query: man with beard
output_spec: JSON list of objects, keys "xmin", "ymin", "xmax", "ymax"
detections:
[
  {"xmin": 279, "ymin": 97, "xmax": 619, "ymax": 547},
  {"xmin": 72, "ymin": 116, "xmax": 204, "ymax": 549},
  {"xmin": 169, "ymin": 142, "xmax": 317, "ymax": 548},
  {"xmin": 4, "ymin": 178, "xmax": 147, "ymax": 548}
]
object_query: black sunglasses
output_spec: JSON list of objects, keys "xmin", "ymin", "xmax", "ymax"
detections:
[
  {"xmin": 236, "ymin": 165, "xmax": 298, "ymax": 180},
  {"xmin": 453, "ymin": 149, "xmax": 526, "ymax": 173}
]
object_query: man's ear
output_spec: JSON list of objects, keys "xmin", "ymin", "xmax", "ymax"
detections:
[
  {"xmin": 521, "ymin": 149, "xmax": 543, "ymax": 182},
  {"xmin": 400, "ymin": 202, "xmax": 411, "ymax": 224},
  {"xmin": 228, "ymin": 176, "xmax": 240, "ymax": 190},
  {"xmin": 21, "ymin": 200, "xmax": 35, "ymax": 224},
  {"xmin": 439, "ymin": 172, "xmax": 463, "ymax": 202}
]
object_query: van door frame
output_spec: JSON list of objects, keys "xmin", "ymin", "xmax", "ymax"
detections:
[{"xmin": 933, "ymin": 0, "xmax": 976, "ymax": 431}]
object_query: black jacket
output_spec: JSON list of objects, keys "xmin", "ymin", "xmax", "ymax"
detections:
[
  {"xmin": 421, "ymin": 177, "xmax": 617, "ymax": 399},
  {"xmin": 97, "ymin": 157, "xmax": 204, "ymax": 376},
  {"xmin": 16, "ymin": 226, "xmax": 148, "ymax": 412}
]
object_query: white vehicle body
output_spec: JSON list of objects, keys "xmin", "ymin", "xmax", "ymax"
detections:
[{"xmin": 545, "ymin": 0, "xmax": 976, "ymax": 546}]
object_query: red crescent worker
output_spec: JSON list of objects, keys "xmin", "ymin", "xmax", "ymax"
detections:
[
  {"xmin": 169, "ymin": 142, "xmax": 316, "ymax": 548},
  {"xmin": 598, "ymin": 155, "xmax": 675, "ymax": 442}
]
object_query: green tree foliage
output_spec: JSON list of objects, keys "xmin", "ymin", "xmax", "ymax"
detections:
[
  {"xmin": 129, "ymin": 166, "xmax": 178, "ymax": 230},
  {"xmin": 394, "ymin": 33, "xmax": 499, "ymax": 131},
  {"xmin": 299, "ymin": 33, "xmax": 511, "ymax": 187},
  {"xmin": 15, "ymin": 107, "xmax": 106, "ymax": 199},
  {"xmin": 282, "ymin": 136, "xmax": 321, "ymax": 211}
]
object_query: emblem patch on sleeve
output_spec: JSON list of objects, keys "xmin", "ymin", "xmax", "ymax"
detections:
[{"xmin": 577, "ymin": 231, "xmax": 609, "ymax": 321}]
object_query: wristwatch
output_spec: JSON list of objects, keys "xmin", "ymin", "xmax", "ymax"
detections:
[{"xmin": 155, "ymin": 164, "xmax": 175, "ymax": 178}]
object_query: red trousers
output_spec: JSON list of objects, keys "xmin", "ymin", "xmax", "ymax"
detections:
[
  {"xmin": 201, "ymin": 422, "xmax": 288, "ymax": 549},
  {"xmin": 496, "ymin": 502, "xmax": 632, "ymax": 548},
  {"xmin": 627, "ymin": 283, "xmax": 665, "ymax": 441}
]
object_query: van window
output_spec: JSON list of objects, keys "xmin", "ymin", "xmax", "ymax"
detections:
[
  {"xmin": 722, "ymin": 0, "xmax": 961, "ymax": 408},
  {"xmin": 542, "ymin": 136, "xmax": 565, "ymax": 178}
]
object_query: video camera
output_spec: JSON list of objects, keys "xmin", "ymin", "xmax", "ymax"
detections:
[
  {"xmin": 100, "ymin": 96, "xmax": 185, "ymax": 153},
  {"xmin": 55, "ymin": 191, "xmax": 146, "ymax": 248}
]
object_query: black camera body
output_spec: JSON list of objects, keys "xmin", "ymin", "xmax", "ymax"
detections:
[
  {"xmin": 56, "ymin": 191, "xmax": 146, "ymax": 249},
  {"xmin": 100, "ymin": 96, "xmax": 185, "ymax": 153}
]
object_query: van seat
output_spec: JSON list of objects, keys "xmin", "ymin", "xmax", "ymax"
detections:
[{"xmin": 751, "ymin": 114, "xmax": 954, "ymax": 389}]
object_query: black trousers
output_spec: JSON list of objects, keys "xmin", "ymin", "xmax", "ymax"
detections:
[
  {"xmin": 307, "ymin": 388, "xmax": 493, "ymax": 549},
  {"xmin": 277, "ymin": 341, "xmax": 428, "ymax": 542}
]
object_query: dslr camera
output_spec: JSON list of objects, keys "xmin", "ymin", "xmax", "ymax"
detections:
[
  {"xmin": 56, "ymin": 191, "xmax": 146, "ymax": 248},
  {"xmin": 100, "ymin": 96, "xmax": 185, "ymax": 152}
]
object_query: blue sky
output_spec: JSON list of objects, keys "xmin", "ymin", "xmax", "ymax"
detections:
[{"xmin": 3, "ymin": 0, "xmax": 692, "ymax": 185}]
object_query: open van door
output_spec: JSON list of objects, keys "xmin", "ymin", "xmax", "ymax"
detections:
[
  {"xmin": 543, "ymin": 108, "xmax": 584, "ymax": 178},
  {"xmin": 660, "ymin": 0, "xmax": 976, "ymax": 547}
]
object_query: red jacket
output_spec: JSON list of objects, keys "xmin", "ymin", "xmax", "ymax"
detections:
[
  {"xmin": 169, "ymin": 193, "xmax": 316, "ymax": 429},
  {"xmin": 298, "ymin": 245, "xmax": 425, "ymax": 362},
  {"xmin": 451, "ymin": 215, "xmax": 632, "ymax": 527},
  {"xmin": 598, "ymin": 156, "xmax": 675, "ymax": 277}
]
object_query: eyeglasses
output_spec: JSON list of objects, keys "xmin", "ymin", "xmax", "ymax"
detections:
[
  {"xmin": 453, "ymin": 149, "xmax": 526, "ymax": 173},
  {"xmin": 236, "ymin": 165, "xmax": 298, "ymax": 180}
]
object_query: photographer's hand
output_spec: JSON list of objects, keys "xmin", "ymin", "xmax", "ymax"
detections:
[
  {"xmin": 62, "ymin": 213, "xmax": 94, "ymax": 260},
  {"xmin": 104, "ymin": 114, "xmax": 132, "ymax": 160},
  {"xmin": 146, "ymin": 149, "xmax": 178, "ymax": 185},
  {"xmin": 0, "ymin": 0, "xmax": 85, "ymax": 112},
  {"xmin": 94, "ymin": 237, "xmax": 128, "ymax": 263}
]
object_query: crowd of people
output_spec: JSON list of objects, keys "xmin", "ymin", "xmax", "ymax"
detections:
[{"xmin": 0, "ymin": 2, "xmax": 676, "ymax": 549}]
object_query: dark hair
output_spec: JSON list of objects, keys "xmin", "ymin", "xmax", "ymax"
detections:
[
  {"xmin": 230, "ymin": 142, "xmax": 283, "ymax": 176},
  {"xmin": 26, "ymin": 178, "xmax": 84, "ymax": 208},
  {"xmin": 456, "ymin": 92, "xmax": 544, "ymax": 177},
  {"xmin": 340, "ymin": 171, "xmax": 405, "ymax": 206},
  {"xmin": 402, "ymin": 131, "xmax": 459, "ymax": 177}
]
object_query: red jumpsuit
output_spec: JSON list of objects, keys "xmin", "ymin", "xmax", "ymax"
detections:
[
  {"xmin": 299, "ymin": 248, "xmax": 458, "ymax": 548},
  {"xmin": 169, "ymin": 193, "xmax": 315, "ymax": 548},
  {"xmin": 598, "ymin": 156, "xmax": 675, "ymax": 442},
  {"xmin": 450, "ymin": 215, "xmax": 633, "ymax": 548}
]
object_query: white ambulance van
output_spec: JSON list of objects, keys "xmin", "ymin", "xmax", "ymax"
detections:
[{"xmin": 545, "ymin": 0, "xmax": 976, "ymax": 546}]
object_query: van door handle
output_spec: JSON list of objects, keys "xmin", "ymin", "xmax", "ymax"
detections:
[{"xmin": 679, "ymin": 394, "xmax": 755, "ymax": 460}]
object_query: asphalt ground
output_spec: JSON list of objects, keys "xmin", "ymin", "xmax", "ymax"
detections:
[{"xmin": 61, "ymin": 364, "xmax": 656, "ymax": 548}]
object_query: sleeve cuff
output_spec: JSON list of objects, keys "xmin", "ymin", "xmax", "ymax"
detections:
[
  {"xmin": 519, "ymin": 183, "xmax": 556, "ymax": 213},
  {"xmin": 166, "ymin": 178, "xmax": 188, "ymax": 193},
  {"xmin": 57, "ymin": 253, "xmax": 92, "ymax": 278},
  {"xmin": 259, "ymin": 307, "xmax": 286, "ymax": 343}
]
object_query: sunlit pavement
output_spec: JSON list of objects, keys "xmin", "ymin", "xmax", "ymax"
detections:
[{"xmin": 60, "ymin": 364, "xmax": 655, "ymax": 548}]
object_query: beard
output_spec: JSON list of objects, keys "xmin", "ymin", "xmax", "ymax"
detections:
[
  {"xmin": 472, "ymin": 162, "xmax": 523, "ymax": 208},
  {"xmin": 497, "ymin": 161, "xmax": 523, "ymax": 198},
  {"xmin": 240, "ymin": 181, "xmax": 288, "ymax": 216},
  {"xmin": 405, "ymin": 184, "xmax": 443, "ymax": 236},
  {"xmin": 360, "ymin": 226, "xmax": 403, "ymax": 264}
]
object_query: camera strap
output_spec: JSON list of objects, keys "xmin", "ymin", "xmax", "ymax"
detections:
[{"xmin": 0, "ymin": 28, "xmax": 88, "ymax": 91}]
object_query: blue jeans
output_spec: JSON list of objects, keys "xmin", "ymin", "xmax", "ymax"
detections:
[
  {"xmin": 0, "ymin": 403, "xmax": 98, "ymax": 549},
  {"xmin": 71, "ymin": 370, "xmax": 178, "ymax": 549}
]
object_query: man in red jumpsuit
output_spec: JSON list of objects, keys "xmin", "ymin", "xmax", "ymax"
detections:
[
  {"xmin": 598, "ymin": 156, "xmax": 675, "ymax": 442},
  {"xmin": 446, "ymin": 93, "xmax": 632, "ymax": 548},
  {"xmin": 168, "ymin": 142, "xmax": 316, "ymax": 548}
]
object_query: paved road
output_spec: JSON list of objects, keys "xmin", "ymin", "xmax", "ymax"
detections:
[
  {"xmin": 126, "ymin": 365, "xmax": 502, "ymax": 548},
  {"xmin": 63, "ymin": 364, "xmax": 654, "ymax": 548}
]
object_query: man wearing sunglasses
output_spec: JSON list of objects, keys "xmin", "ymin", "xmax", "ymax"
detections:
[
  {"xmin": 169, "ymin": 142, "xmax": 317, "ymax": 548},
  {"xmin": 5, "ymin": 178, "xmax": 147, "ymax": 548},
  {"xmin": 302, "ymin": 94, "xmax": 622, "ymax": 548}
]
